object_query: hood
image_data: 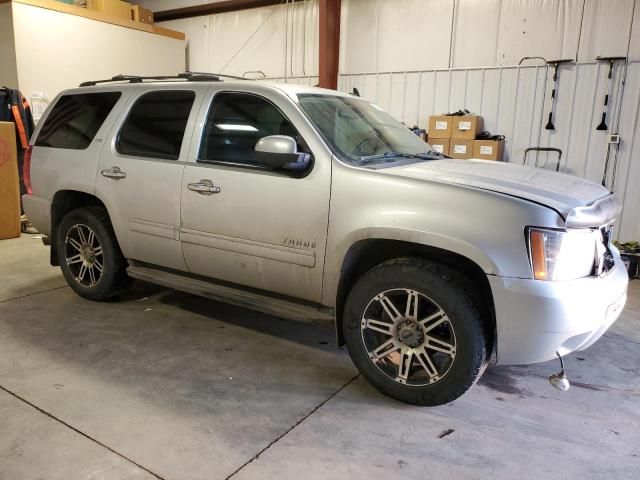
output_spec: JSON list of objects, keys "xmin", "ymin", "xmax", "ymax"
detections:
[{"xmin": 382, "ymin": 158, "xmax": 620, "ymax": 226}]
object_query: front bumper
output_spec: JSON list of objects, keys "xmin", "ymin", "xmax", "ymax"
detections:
[{"xmin": 489, "ymin": 254, "xmax": 628, "ymax": 365}]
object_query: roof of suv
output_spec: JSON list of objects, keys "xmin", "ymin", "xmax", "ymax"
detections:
[{"xmin": 72, "ymin": 73, "xmax": 350, "ymax": 100}]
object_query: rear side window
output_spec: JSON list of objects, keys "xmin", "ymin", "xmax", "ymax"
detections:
[
  {"xmin": 35, "ymin": 92, "xmax": 121, "ymax": 149},
  {"xmin": 116, "ymin": 90, "xmax": 195, "ymax": 160}
]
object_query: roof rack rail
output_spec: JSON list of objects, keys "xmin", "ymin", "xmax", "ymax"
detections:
[
  {"xmin": 80, "ymin": 74, "xmax": 190, "ymax": 87},
  {"xmin": 79, "ymin": 71, "xmax": 250, "ymax": 87},
  {"xmin": 182, "ymin": 71, "xmax": 251, "ymax": 81}
]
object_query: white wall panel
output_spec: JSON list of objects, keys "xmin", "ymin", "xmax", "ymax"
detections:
[
  {"xmin": 510, "ymin": 67, "xmax": 544, "ymax": 163},
  {"xmin": 333, "ymin": 62, "xmax": 640, "ymax": 239},
  {"xmin": 464, "ymin": 69, "xmax": 485, "ymax": 114},
  {"xmin": 630, "ymin": 0, "xmax": 640, "ymax": 60},
  {"xmin": 155, "ymin": 0, "xmax": 640, "ymax": 71},
  {"xmin": 578, "ymin": 0, "xmax": 635, "ymax": 62},
  {"xmin": 0, "ymin": 3, "xmax": 18, "ymax": 88},
  {"xmin": 12, "ymin": 3, "xmax": 185, "ymax": 102},
  {"xmin": 448, "ymin": 69, "xmax": 468, "ymax": 110},
  {"xmin": 377, "ymin": 0, "xmax": 453, "ymax": 71},
  {"xmin": 451, "ymin": 0, "xmax": 501, "ymax": 67},
  {"xmin": 339, "ymin": 0, "xmax": 380, "ymax": 74},
  {"xmin": 496, "ymin": 0, "xmax": 583, "ymax": 65},
  {"xmin": 163, "ymin": 1, "xmax": 318, "ymax": 78},
  {"xmin": 616, "ymin": 65, "xmax": 640, "ymax": 240},
  {"xmin": 340, "ymin": 0, "xmax": 454, "ymax": 73}
]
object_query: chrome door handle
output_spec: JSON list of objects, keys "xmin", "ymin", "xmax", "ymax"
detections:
[
  {"xmin": 101, "ymin": 166, "xmax": 126, "ymax": 179},
  {"xmin": 187, "ymin": 179, "xmax": 221, "ymax": 195}
]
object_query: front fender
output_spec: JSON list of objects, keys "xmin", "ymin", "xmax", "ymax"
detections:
[
  {"xmin": 321, "ymin": 160, "xmax": 564, "ymax": 307},
  {"xmin": 321, "ymin": 227, "xmax": 498, "ymax": 307}
]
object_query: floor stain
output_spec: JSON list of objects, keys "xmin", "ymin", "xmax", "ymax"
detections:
[
  {"xmin": 569, "ymin": 380, "xmax": 606, "ymax": 392},
  {"xmin": 480, "ymin": 367, "xmax": 533, "ymax": 398}
]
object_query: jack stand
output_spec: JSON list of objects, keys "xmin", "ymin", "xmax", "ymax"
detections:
[{"xmin": 549, "ymin": 351, "xmax": 570, "ymax": 391}]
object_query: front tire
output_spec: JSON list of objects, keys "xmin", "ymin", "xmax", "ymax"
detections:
[
  {"xmin": 56, "ymin": 206, "xmax": 132, "ymax": 301},
  {"xmin": 343, "ymin": 258, "xmax": 488, "ymax": 406}
]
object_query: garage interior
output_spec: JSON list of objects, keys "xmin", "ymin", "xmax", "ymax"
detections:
[{"xmin": 1, "ymin": 0, "xmax": 639, "ymax": 479}]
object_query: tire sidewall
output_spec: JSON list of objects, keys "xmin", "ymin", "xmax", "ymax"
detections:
[
  {"xmin": 343, "ymin": 261, "xmax": 486, "ymax": 406},
  {"xmin": 56, "ymin": 208, "xmax": 123, "ymax": 300}
]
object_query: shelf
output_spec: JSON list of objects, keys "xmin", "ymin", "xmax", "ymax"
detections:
[{"xmin": 1, "ymin": 0, "xmax": 185, "ymax": 40}]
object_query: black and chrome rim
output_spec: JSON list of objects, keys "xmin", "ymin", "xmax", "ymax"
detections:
[
  {"xmin": 64, "ymin": 224, "xmax": 103, "ymax": 288},
  {"xmin": 360, "ymin": 288, "xmax": 456, "ymax": 386}
]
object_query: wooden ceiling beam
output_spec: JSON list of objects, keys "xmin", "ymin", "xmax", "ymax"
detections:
[{"xmin": 154, "ymin": 0, "xmax": 304, "ymax": 22}]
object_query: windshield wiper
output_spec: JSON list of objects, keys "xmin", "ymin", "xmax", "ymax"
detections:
[{"xmin": 358, "ymin": 151, "xmax": 444, "ymax": 165}]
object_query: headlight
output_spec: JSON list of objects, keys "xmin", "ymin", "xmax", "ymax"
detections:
[{"xmin": 527, "ymin": 227, "xmax": 597, "ymax": 281}]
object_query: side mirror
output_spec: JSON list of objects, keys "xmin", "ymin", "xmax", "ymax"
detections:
[{"xmin": 254, "ymin": 135, "xmax": 311, "ymax": 171}]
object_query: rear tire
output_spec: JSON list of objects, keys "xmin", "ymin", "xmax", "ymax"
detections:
[
  {"xmin": 56, "ymin": 206, "xmax": 132, "ymax": 301},
  {"xmin": 343, "ymin": 258, "xmax": 488, "ymax": 406}
]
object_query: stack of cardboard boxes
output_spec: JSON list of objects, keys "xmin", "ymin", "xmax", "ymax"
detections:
[
  {"xmin": 427, "ymin": 114, "xmax": 504, "ymax": 161},
  {"xmin": 87, "ymin": 1, "xmax": 154, "ymax": 24}
]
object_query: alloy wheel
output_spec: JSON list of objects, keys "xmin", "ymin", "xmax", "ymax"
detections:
[
  {"xmin": 64, "ymin": 224, "xmax": 104, "ymax": 288},
  {"xmin": 361, "ymin": 288, "xmax": 457, "ymax": 386}
]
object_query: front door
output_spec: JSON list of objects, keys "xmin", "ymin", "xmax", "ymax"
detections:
[
  {"xmin": 95, "ymin": 86, "xmax": 205, "ymax": 271},
  {"xmin": 180, "ymin": 89, "xmax": 331, "ymax": 302}
]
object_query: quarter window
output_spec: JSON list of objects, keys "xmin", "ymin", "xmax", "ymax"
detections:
[
  {"xmin": 199, "ymin": 92, "xmax": 308, "ymax": 167},
  {"xmin": 117, "ymin": 90, "xmax": 195, "ymax": 160},
  {"xmin": 35, "ymin": 92, "xmax": 121, "ymax": 150}
]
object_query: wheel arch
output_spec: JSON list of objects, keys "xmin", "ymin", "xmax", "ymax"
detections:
[
  {"xmin": 50, "ymin": 190, "xmax": 110, "ymax": 266},
  {"xmin": 334, "ymin": 238, "xmax": 496, "ymax": 352}
]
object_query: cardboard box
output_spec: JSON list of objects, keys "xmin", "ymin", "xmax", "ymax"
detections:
[
  {"xmin": 428, "ymin": 115, "xmax": 452, "ymax": 139},
  {"xmin": 131, "ymin": 5, "xmax": 154, "ymax": 24},
  {"xmin": 429, "ymin": 138, "xmax": 450, "ymax": 156},
  {"xmin": 0, "ymin": 122, "xmax": 21, "ymax": 240},
  {"xmin": 473, "ymin": 139, "xmax": 504, "ymax": 161},
  {"xmin": 451, "ymin": 115, "xmax": 483, "ymax": 139},
  {"xmin": 89, "ymin": 0, "xmax": 132, "ymax": 20},
  {"xmin": 449, "ymin": 138, "xmax": 474, "ymax": 159}
]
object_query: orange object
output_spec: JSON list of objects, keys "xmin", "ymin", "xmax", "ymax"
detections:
[
  {"xmin": 11, "ymin": 105, "xmax": 28, "ymax": 149},
  {"xmin": 530, "ymin": 230, "xmax": 548, "ymax": 280}
]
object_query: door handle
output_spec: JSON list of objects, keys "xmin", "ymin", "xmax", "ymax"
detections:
[
  {"xmin": 187, "ymin": 179, "xmax": 221, "ymax": 195},
  {"xmin": 101, "ymin": 166, "xmax": 126, "ymax": 179}
]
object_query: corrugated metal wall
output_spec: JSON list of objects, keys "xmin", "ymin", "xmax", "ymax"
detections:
[
  {"xmin": 160, "ymin": 0, "xmax": 640, "ymax": 241},
  {"xmin": 337, "ymin": 62, "xmax": 640, "ymax": 242}
]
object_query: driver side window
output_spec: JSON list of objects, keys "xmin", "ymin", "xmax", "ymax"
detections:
[{"xmin": 199, "ymin": 92, "xmax": 308, "ymax": 167}]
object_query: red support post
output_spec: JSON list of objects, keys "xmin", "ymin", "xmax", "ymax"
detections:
[{"xmin": 319, "ymin": 0, "xmax": 341, "ymax": 90}]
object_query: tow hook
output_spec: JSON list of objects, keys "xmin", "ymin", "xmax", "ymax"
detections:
[{"xmin": 548, "ymin": 351, "xmax": 570, "ymax": 391}]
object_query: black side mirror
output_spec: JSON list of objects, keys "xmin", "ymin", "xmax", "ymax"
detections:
[{"xmin": 254, "ymin": 135, "xmax": 311, "ymax": 171}]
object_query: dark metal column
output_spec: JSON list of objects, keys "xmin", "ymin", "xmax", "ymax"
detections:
[{"xmin": 319, "ymin": 0, "xmax": 341, "ymax": 90}]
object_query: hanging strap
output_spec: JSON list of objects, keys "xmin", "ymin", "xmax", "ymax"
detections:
[{"xmin": 12, "ymin": 104, "xmax": 28, "ymax": 148}]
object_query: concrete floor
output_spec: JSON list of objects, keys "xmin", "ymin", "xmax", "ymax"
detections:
[{"xmin": 1, "ymin": 234, "xmax": 638, "ymax": 480}]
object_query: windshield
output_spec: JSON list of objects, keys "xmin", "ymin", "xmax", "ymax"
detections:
[{"xmin": 297, "ymin": 94, "xmax": 443, "ymax": 167}]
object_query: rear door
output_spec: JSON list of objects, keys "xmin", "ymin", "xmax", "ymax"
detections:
[
  {"xmin": 95, "ymin": 85, "xmax": 206, "ymax": 271},
  {"xmin": 180, "ymin": 88, "xmax": 332, "ymax": 302},
  {"xmin": 29, "ymin": 91, "xmax": 124, "ymax": 209}
]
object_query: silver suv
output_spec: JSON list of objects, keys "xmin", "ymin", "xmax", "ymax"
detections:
[{"xmin": 23, "ymin": 74, "xmax": 628, "ymax": 406}]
